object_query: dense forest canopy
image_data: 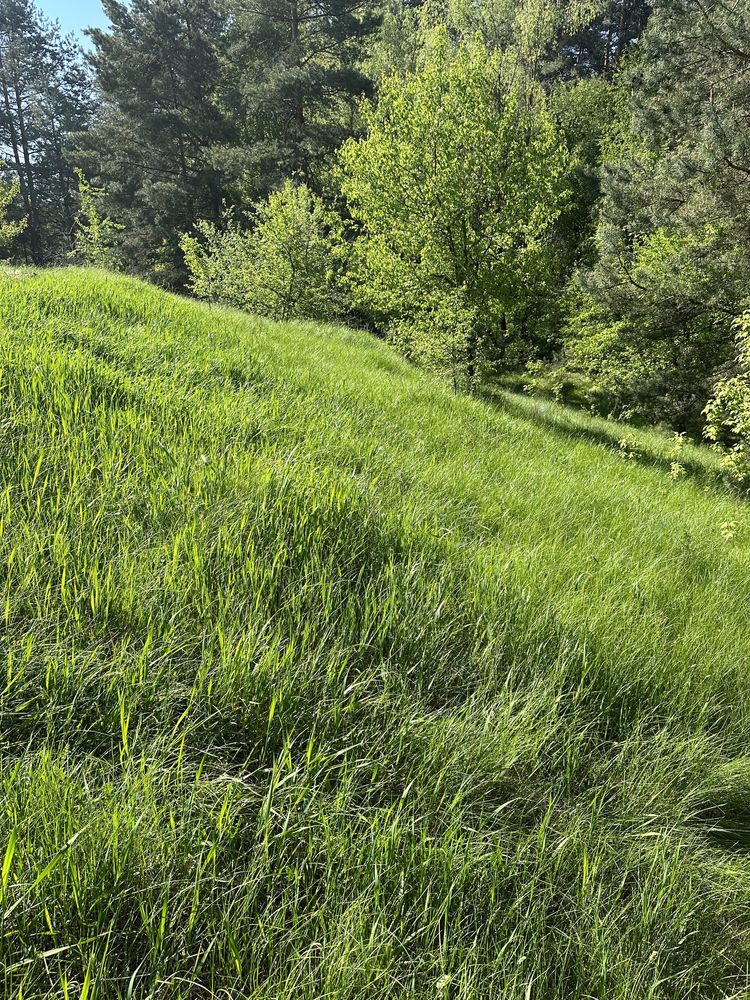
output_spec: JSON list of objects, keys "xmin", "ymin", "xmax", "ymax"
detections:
[{"xmin": 2, "ymin": 0, "xmax": 750, "ymax": 478}]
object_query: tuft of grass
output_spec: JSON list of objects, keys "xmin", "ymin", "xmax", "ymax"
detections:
[{"xmin": 1, "ymin": 266, "xmax": 750, "ymax": 998}]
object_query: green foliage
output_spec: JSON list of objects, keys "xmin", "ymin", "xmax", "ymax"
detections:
[
  {"xmin": 705, "ymin": 313, "xmax": 750, "ymax": 488},
  {"xmin": 225, "ymin": 0, "xmax": 379, "ymax": 193},
  {"xmin": 562, "ymin": 287, "xmax": 724, "ymax": 428},
  {"xmin": 69, "ymin": 169, "xmax": 122, "ymax": 268},
  {"xmin": 416, "ymin": 0, "xmax": 648, "ymax": 79},
  {"xmin": 77, "ymin": 0, "xmax": 378, "ymax": 283},
  {"xmin": 365, "ymin": 0, "xmax": 422, "ymax": 79},
  {"xmin": 181, "ymin": 181, "xmax": 347, "ymax": 321},
  {"xmin": 573, "ymin": 0, "xmax": 750, "ymax": 425},
  {"xmin": 77, "ymin": 0, "xmax": 234, "ymax": 284},
  {"xmin": 3, "ymin": 268, "xmax": 750, "ymax": 997},
  {"xmin": 0, "ymin": 0, "xmax": 92, "ymax": 263},
  {"xmin": 550, "ymin": 77, "xmax": 627, "ymax": 269},
  {"xmin": 0, "ymin": 176, "xmax": 26, "ymax": 249},
  {"xmin": 340, "ymin": 29, "xmax": 571, "ymax": 384},
  {"xmin": 180, "ymin": 214, "xmax": 245, "ymax": 308}
]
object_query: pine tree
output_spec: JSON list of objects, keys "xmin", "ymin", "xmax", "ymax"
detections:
[
  {"xmin": 578, "ymin": 0, "xmax": 750, "ymax": 424},
  {"xmin": 36, "ymin": 31, "xmax": 92, "ymax": 257},
  {"xmin": 224, "ymin": 0, "xmax": 379, "ymax": 195},
  {"xmin": 79, "ymin": 0, "xmax": 233, "ymax": 284},
  {"xmin": 0, "ymin": 0, "xmax": 44, "ymax": 261}
]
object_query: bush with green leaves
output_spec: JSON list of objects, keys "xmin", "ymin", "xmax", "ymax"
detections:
[
  {"xmin": 181, "ymin": 181, "xmax": 348, "ymax": 322},
  {"xmin": 339, "ymin": 29, "xmax": 571, "ymax": 387},
  {"xmin": 180, "ymin": 214, "xmax": 254, "ymax": 310},
  {"xmin": 69, "ymin": 169, "xmax": 123, "ymax": 268},
  {"xmin": 563, "ymin": 288, "xmax": 724, "ymax": 428},
  {"xmin": 705, "ymin": 313, "xmax": 750, "ymax": 488},
  {"xmin": 0, "ymin": 177, "xmax": 26, "ymax": 251}
]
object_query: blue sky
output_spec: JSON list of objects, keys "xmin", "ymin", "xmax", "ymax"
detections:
[{"xmin": 38, "ymin": 0, "xmax": 109, "ymax": 41}]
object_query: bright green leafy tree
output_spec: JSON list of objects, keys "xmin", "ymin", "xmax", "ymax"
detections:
[{"xmin": 340, "ymin": 29, "xmax": 570, "ymax": 384}]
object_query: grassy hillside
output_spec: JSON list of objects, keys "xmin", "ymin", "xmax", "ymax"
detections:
[{"xmin": 1, "ymin": 268, "xmax": 750, "ymax": 999}]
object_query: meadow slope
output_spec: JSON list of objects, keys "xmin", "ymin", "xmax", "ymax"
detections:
[{"xmin": 1, "ymin": 268, "xmax": 750, "ymax": 999}]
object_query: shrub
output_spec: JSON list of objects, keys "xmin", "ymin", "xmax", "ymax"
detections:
[
  {"xmin": 0, "ymin": 176, "xmax": 26, "ymax": 251},
  {"xmin": 563, "ymin": 288, "xmax": 726, "ymax": 429},
  {"xmin": 69, "ymin": 169, "xmax": 123, "ymax": 268},
  {"xmin": 704, "ymin": 313, "xmax": 750, "ymax": 488},
  {"xmin": 181, "ymin": 181, "xmax": 348, "ymax": 322}
]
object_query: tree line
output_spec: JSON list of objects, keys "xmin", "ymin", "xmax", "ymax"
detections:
[{"xmin": 2, "ymin": 0, "xmax": 750, "ymax": 482}]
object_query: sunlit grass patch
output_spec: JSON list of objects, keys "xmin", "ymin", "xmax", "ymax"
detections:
[{"xmin": 0, "ymin": 268, "xmax": 749, "ymax": 998}]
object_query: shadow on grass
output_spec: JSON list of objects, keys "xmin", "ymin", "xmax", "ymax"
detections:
[
  {"xmin": 479, "ymin": 387, "xmax": 732, "ymax": 496},
  {"xmin": 691, "ymin": 800, "xmax": 750, "ymax": 853},
  {"xmin": 702, "ymin": 824, "xmax": 750, "ymax": 853}
]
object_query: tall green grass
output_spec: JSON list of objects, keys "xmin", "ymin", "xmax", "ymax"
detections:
[{"xmin": 1, "ymin": 267, "xmax": 750, "ymax": 998}]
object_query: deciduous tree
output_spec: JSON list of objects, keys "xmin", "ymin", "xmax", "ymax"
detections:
[{"xmin": 340, "ymin": 30, "xmax": 570, "ymax": 382}]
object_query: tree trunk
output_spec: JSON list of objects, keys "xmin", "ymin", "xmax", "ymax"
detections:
[
  {"xmin": 290, "ymin": 0, "xmax": 304, "ymax": 128},
  {"xmin": 603, "ymin": 1, "xmax": 615, "ymax": 77},
  {"xmin": 49, "ymin": 118, "xmax": 74, "ymax": 245},
  {"xmin": 0, "ymin": 66, "xmax": 33, "ymax": 260},
  {"xmin": 614, "ymin": 0, "xmax": 629, "ymax": 69},
  {"xmin": 12, "ymin": 74, "xmax": 42, "ymax": 262}
]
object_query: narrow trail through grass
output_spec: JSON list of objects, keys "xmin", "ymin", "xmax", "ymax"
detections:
[{"xmin": 1, "ymin": 268, "xmax": 750, "ymax": 999}]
